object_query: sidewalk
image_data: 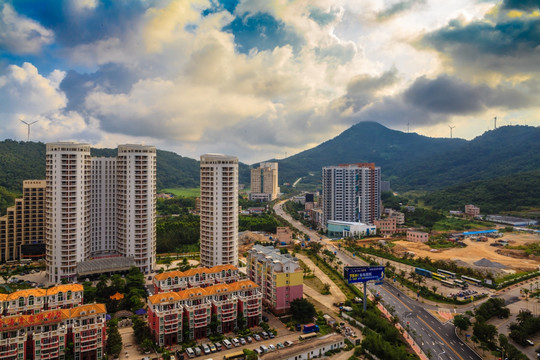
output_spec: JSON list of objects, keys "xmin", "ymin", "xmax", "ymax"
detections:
[{"xmin": 296, "ymin": 253, "xmax": 346, "ymax": 304}]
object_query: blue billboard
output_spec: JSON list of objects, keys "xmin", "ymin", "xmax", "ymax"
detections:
[{"xmin": 344, "ymin": 266, "xmax": 385, "ymax": 284}]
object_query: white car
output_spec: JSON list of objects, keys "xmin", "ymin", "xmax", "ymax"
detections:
[{"xmin": 268, "ymin": 344, "xmax": 276, "ymax": 352}]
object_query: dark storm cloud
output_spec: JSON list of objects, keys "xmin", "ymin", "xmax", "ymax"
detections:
[
  {"xmin": 501, "ymin": 0, "xmax": 540, "ymax": 11},
  {"xmin": 404, "ymin": 75, "xmax": 536, "ymax": 114},
  {"xmin": 338, "ymin": 69, "xmax": 399, "ymax": 112},
  {"xmin": 422, "ymin": 17, "xmax": 540, "ymax": 75},
  {"xmin": 60, "ymin": 64, "xmax": 136, "ymax": 112},
  {"xmin": 376, "ymin": 0, "xmax": 427, "ymax": 21},
  {"xmin": 11, "ymin": 0, "xmax": 152, "ymax": 47}
]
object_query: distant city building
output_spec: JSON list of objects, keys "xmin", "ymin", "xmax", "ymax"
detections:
[
  {"xmin": 407, "ymin": 230, "xmax": 429, "ymax": 243},
  {"xmin": 0, "ymin": 180, "xmax": 46, "ymax": 262},
  {"xmin": 388, "ymin": 210, "xmax": 405, "ymax": 225},
  {"xmin": 247, "ymin": 245, "xmax": 303, "ymax": 314},
  {"xmin": 465, "ymin": 204, "xmax": 480, "ymax": 217},
  {"xmin": 484, "ymin": 215, "xmax": 538, "ymax": 226},
  {"xmin": 200, "ymin": 154, "xmax": 239, "ymax": 267},
  {"xmin": 374, "ymin": 218, "xmax": 397, "ymax": 236},
  {"xmin": 381, "ymin": 180, "xmax": 391, "ymax": 192},
  {"xmin": 326, "ymin": 220, "xmax": 376, "ymax": 238},
  {"xmin": 322, "ymin": 163, "xmax": 381, "ymax": 226},
  {"xmin": 147, "ymin": 279, "xmax": 262, "ymax": 344},
  {"xmin": 308, "ymin": 208, "xmax": 325, "ymax": 230},
  {"xmin": 249, "ymin": 162, "xmax": 279, "ymax": 201},
  {"xmin": 305, "ymin": 193, "xmax": 314, "ymax": 203},
  {"xmin": 46, "ymin": 142, "xmax": 156, "ymax": 283},
  {"xmin": 291, "ymin": 195, "xmax": 306, "ymax": 205}
]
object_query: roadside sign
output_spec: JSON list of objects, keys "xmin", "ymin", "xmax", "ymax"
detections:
[{"xmin": 344, "ymin": 266, "xmax": 385, "ymax": 284}]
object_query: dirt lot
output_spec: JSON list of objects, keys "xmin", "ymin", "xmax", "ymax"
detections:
[{"xmin": 393, "ymin": 231, "xmax": 540, "ymax": 273}]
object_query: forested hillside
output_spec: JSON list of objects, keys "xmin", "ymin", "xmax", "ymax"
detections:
[
  {"xmin": 0, "ymin": 140, "xmax": 251, "ymax": 194},
  {"xmin": 275, "ymin": 123, "xmax": 540, "ymax": 191},
  {"xmin": 422, "ymin": 170, "xmax": 540, "ymax": 214}
]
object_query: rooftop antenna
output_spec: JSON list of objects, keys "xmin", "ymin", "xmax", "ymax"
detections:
[
  {"xmin": 20, "ymin": 119, "xmax": 38, "ymax": 141},
  {"xmin": 494, "ymin": 116, "xmax": 497, "ymax": 129},
  {"xmin": 448, "ymin": 125, "xmax": 455, "ymax": 139}
]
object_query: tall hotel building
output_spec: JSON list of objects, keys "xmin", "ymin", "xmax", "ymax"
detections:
[
  {"xmin": 200, "ymin": 154, "xmax": 238, "ymax": 268},
  {"xmin": 322, "ymin": 163, "xmax": 381, "ymax": 226},
  {"xmin": 249, "ymin": 162, "xmax": 279, "ymax": 201},
  {"xmin": 46, "ymin": 142, "xmax": 156, "ymax": 283}
]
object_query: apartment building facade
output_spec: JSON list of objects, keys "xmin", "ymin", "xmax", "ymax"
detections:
[
  {"xmin": 249, "ymin": 162, "xmax": 279, "ymax": 201},
  {"xmin": 247, "ymin": 245, "xmax": 303, "ymax": 314},
  {"xmin": 0, "ymin": 180, "xmax": 46, "ymax": 263},
  {"xmin": 199, "ymin": 154, "xmax": 238, "ymax": 268},
  {"xmin": 0, "ymin": 303, "xmax": 106, "ymax": 360},
  {"xmin": 322, "ymin": 163, "xmax": 381, "ymax": 227},
  {"xmin": 46, "ymin": 142, "xmax": 156, "ymax": 283},
  {"xmin": 152, "ymin": 265, "xmax": 239, "ymax": 294},
  {"xmin": 147, "ymin": 279, "xmax": 262, "ymax": 345},
  {"xmin": 407, "ymin": 230, "xmax": 429, "ymax": 243}
]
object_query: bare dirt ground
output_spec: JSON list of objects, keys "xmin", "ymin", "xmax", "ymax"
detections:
[{"xmin": 393, "ymin": 232, "xmax": 540, "ymax": 272}]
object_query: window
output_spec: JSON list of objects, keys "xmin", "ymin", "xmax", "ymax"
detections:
[{"xmin": 18, "ymin": 297, "xmax": 24, "ymax": 307}]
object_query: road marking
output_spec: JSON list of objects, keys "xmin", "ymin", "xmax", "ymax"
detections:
[{"xmin": 416, "ymin": 315, "xmax": 466, "ymax": 360}]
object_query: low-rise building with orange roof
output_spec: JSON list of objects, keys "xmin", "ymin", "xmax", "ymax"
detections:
[
  {"xmin": 1, "ymin": 284, "xmax": 83, "ymax": 316},
  {"xmin": 152, "ymin": 264, "xmax": 239, "ymax": 294},
  {"xmin": 147, "ymin": 279, "xmax": 262, "ymax": 343},
  {"xmin": 147, "ymin": 292, "xmax": 183, "ymax": 347},
  {"xmin": 0, "ymin": 303, "xmax": 106, "ymax": 360}
]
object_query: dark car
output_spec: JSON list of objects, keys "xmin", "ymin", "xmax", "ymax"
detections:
[{"xmin": 262, "ymin": 315, "xmax": 269, "ymax": 322}]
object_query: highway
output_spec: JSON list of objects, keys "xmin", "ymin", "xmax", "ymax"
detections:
[{"xmin": 273, "ymin": 200, "xmax": 481, "ymax": 360}]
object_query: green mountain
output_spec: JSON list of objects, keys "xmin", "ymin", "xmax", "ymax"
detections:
[
  {"xmin": 422, "ymin": 170, "xmax": 540, "ymax": 213},
  {"xmin": 0, "ymin": 140, "xmax": 251, "ymax": 194},
  {"xmin": 275, "ymin": 122, "xmax": 540, "ymax": 191}
]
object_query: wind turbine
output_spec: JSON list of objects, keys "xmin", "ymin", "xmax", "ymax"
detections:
[
  {"xmin": 20, "ymin": 119, "xmax": 38, "ymax": 141},
  {"xmin": 448, "ymin": 125, "xmax": 455, "ymax": 139}
]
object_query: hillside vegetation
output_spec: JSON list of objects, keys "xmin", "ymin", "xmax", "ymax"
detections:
[
  {"xmin": 422, "ymin": 170, "xmax": 540, "ymax": 214},
  {"xmin": 274, "ymin": 123, "xmax": 540, "ymax": 191}
]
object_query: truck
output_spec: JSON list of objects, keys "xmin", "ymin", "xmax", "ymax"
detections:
[
  {"xmin": 303, "ymin": 323, "xmax": 320, "ymax": 334},
  {"xmin": 415, "ymin": 267, "xmax": 432, "ymax": 278}
]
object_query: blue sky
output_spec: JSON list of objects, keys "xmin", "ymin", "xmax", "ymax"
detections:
[{"xmin": 0, "ymin": 0, "xmax": 539, "ymax": 163}]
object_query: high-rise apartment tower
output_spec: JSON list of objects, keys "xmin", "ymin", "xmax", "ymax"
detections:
[
  {"xmin": 200, "ymin": 154, "xmax": 238, "ymax": 267},
  {"xmin": 46, "ymin": 143, "xmax": 91, "ymax": 283},
  {"xmin": 249, "ymin": 162, "xmax": 279, "ymax": 201},
  {"xmin": 46, "ymin": 142, "xmax": 156, "ymax": 283},
  {"xmin": 322, "ymin": 163, "xmax": 381, "ymax": 226}
]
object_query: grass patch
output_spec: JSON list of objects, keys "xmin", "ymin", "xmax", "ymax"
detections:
[
  {"xmin": 161, "ymin": 187, "xmax": 200, "ymax": 197},
  {"xmin": 432, "ymin": 217, "xmax": 494, "ymax": 231},
  {"xmin": 304, "ymin": 276, "xmax": 327, "ymax": 294}
]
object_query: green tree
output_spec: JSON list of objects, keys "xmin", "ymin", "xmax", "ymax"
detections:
[
  {"xmin": 473, "ymin": 321, "xmax": 497, "ymax": 345},
  {"xmin": 290, "ymin": 298, "xmax": 316, "ymax": 323},
  {"xmin": 453, "ymin": 315, "xmax": 471, "ymax": 333},
  {"xmin": 106, "ymin": 322, "xmax": 123, "ymax": 357},
  {"xmin": 209, "ymin": 314, "xmax": 220, "ymax": 335}
]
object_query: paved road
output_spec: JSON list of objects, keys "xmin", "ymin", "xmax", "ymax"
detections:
[{"xmin": 273, "ymin": 200, "xmax": 481, "ymax": 360}]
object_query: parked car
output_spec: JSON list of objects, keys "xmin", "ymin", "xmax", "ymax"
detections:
[
  {"xmin": 276, "ymin": 343, "xmax": 284, "ymax": 349},
  {"xmin": 254, "ymin": 348, "xmax": 263, "ymax": 355},
  {"xmin": 239, "ymin": 337, "xmax": 246, "ymax": 345},
  {"xmin": 208, "ymin": 343, "xmax": 216, "ymax": 353},
  {"xmin": 246, "ymin": 336, "xmax": 253, "ymax": 343},
  {"xmin": 284, "ymin": 340, "xmax": 293, "ymax": 347},
  {"xmin": 194, "ymin": 347, "xmax": 201, "ymax": 356},
  {"xmin": 260, "ymin": 345, "xmax": 269, "ymax": 353},
  {"xmin": 253, "ymin": 334, "xmax": 261, "ymax": 341},
  {"xmin": 231, "ymin": 338, "xmax": 240, "ymax": 347},
  {"xmin": 261, "ymin": 331, "xmax": 269, "ymax": 339},
  {"xmin": 214, "ymin": 342, "xmax": 222, "ymax": 351},
  {"xmin": 222, "ymin": 339, "xmax": 232, "ymax": 349},
  {"xmin": 201, "ymin": 344, "xmax": 211, "ymax": 354},
  {"xmin": 262, "ymin": 315, "xmax": 269, "ymax": 322},
  {"xmin": 269, "ymin": 332, "xmax": 275, "ymax": 339},
  {"xmin": 185, "ymin": 348, "xmax": 195, "ymax": 359},
  {"xmin": 268, "ymin": 344, "xmax": 276, "ymax": 351}
]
